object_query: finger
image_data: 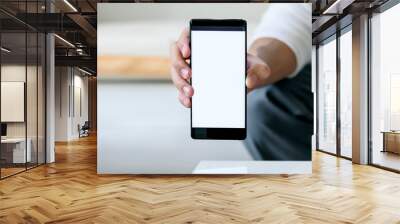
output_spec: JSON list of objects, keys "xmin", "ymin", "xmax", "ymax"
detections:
[
  {"xmin": 171, "ymin": 66, "xmax": 191, "ymax": 92},
  {"xmin": 246, "ymin": 70, "xmax": 259, "ymax": 90},
  {"xmin": 246, "ymin": 53, "xmax": 257, "ymax": 70},
  {"xmin": 182, "ymin": 85, "xmax": 194, "ymax": 97},
  {"xmin": 178, "ymin": 91, "xmax": 192, "ymax": 108},
  {"xmin": 177, "ymin": 27, "xmax": 191, "ymax": 59},
  {"xmin": 246, "ymin": 64, "xmax": 271, "ymax": 89},
  {"xmin": 170, "ymin": 61, "xmax": 194, "ymax": 97},
  {"xmin": 170, "ymin": 43, "xmax": 191, "ymax": 80},
  {"xmin": 245, "ymin": 54, "xmax": 259, "ymax": 92}
]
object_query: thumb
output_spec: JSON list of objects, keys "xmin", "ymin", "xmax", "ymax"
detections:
[
  {"xmin": 177, "ymin": 28, "xmax": 191, "ymax": 59},
  {"xmin": 246, "ymin": 53, "xmax": 257, "ymax": 70},
  {"xmin": 246, "ymin": 71, "xmax": 259, "ymax": 90},
  {"xmin": 246, "ymin": 57, "xmax": 271, "ymax": 90}
]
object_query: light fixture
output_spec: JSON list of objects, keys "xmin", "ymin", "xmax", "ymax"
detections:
[
  {"xmin": 322, "ymin": 0, "xmax": 354, "ymax": 15},
  {"xmin": 78, "ymin": 67, "xmax": 93, "ymax": 76},
  {"xmin": 54, "ymin": 34, "xmax": 75, "ymax": 48},
  {"xmin": 76, "ymin": 48, "xmax": 85, "ymax": 55},
  {"xmin": 1, "ymin": 47, "xmax": 11, "ymax": 53},
  {"xmin": 323, "ymin": 0, "xmax": 341, "ymax": 14},
  {"xmin": 63, "ymin": 0, "xmax": 78, "ymax": 12}
]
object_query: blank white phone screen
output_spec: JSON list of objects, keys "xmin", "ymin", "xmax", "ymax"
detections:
[{"xmin": 191, "ymin": 30, "xmax": 245, "ymax": 128}]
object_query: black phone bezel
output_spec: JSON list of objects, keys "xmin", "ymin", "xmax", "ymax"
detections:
[{"xmin": 190, "ymin": 19, "xmax": 247, "ymax": 140}]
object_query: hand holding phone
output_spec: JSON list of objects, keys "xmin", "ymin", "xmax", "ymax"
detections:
[
  {"xmin": 170, "ymin": 23, "xmax": 273, "ymax": 107},
  {"xmin": 170, "ymin": 27, "xmax": 194, "ymax": 108},
  {"xmin": 170, "ymin": 19, "xmax": 247, "ymax": 140}
]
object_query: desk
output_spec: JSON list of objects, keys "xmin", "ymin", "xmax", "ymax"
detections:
[
  {"xmin": 382, "ymin": 131, "xmax": 400, "ymax": 154},
  {"xmin": 1, "ymin": 138, "xmax": 31, "ymax": 163}
]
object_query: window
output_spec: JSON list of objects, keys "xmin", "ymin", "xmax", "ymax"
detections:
[
  {"xmin": 318, "ymin": 37, "xmax": 337, "ymax": 154},
  {"xmin": 371, "ymin": 3, "xmax": 400, "ymax": 171},
  {"xmin": 312, "ymin": 46, "xmax": 317, "ymax": 150},
  {"xmin": 339, "ymin": 29, "xmax": 352, "ymax": 158}
]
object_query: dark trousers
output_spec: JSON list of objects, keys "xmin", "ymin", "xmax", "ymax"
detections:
[{"xmin": 244, "ymin": 64, "xmax": 313, "ymax": 160}]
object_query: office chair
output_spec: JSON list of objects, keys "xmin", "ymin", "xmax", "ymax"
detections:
[{"xmin": 79, "ymin": 121, "xmax": 90, "ymax": 138}]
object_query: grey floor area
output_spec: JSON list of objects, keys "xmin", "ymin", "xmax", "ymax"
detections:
[
  {"xmin": 373, "ymin": 151, "xmax": 400, "ymax": 171},
  {"xmin": 97, "ymin": 81, "xmax": 253, "ymax": 174}
]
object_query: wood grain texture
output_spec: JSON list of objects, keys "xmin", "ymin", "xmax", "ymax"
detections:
[
  {"xmin": 1, "ymin": 135, "xmax": 400, "ymax": 223},
  {"xmin": 98, "ymin": 56, "xmax": 171, "ymax": 79}
]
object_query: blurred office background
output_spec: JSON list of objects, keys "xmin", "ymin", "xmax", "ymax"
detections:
[{"xmin": 97, "ymin": 4, "xmax": 272, "ymax": 174}]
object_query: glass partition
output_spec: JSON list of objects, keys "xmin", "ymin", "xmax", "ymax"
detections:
[
  {"xmin": 317, "ymin": 37, "xmax": 337, "ymax": 154},
  {"xmin": 27, "ymin": 30, "xmax": 38, "ymax": 169},
  {"xmin": 0, "ymin": 2, "xmax": 46, "ymax": 179},
  {"xmin": 1, "ymin": 31, "xmax": 28, "ymax": 177},
  {"xmin": 26, "ymin": 0, "xmax": 41, "ymax": 169}
]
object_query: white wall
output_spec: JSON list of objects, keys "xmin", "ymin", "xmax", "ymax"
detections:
[
  {"xmin": 55, "ymin": 67, "xmax": 89, "ymax": 141},
  {"xmin": 1, "ymin": 65, "xmax": 26, "ymax": 131},
  {"xmin": 71, "ymin": 73, "xmax": 89, "ymax": 138},
  {"xmin": 1, "ymin": 65, "xmax": 37, "ymax": 138},
  {"xmin": 55, "ymin": 67, "xmax": 69, "ymax": 141},
  {"xmin": 1, "ymin": 82, "xmax": 24, "ymax": 122}
]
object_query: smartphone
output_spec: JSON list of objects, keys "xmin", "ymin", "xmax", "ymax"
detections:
[{"xmin": 190, "ymin": 19, "xmax": 247, "ymax": 140}]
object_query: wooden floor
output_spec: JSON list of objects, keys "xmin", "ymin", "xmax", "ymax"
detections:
[
  {"xmin": 1, "ymin": 167, "xmax": 26, "ymax": 178},
  {"xmin": 1, "ymin": 135, "xmax": 400, "ymax": 223}
]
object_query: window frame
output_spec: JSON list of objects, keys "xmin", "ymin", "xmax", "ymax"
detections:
[
  {"xmin": 315, "ymin": 23, "xmax": 353, "ymax": 160},
  {"xmin": 367, "ymin": 0, "xmax": 400, "ymax": 173}
]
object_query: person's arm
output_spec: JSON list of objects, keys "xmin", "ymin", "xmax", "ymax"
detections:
[
  {"xmin": 247, "ymin": 4, "xmax": 311, "ymax": 90},
  {"xmin": 170, "ymin": 4, "xmax": 311, "ymax": 107},
  {"xmin": 246, "ymin": 38, "xmax": 297, "ymax": 91}
]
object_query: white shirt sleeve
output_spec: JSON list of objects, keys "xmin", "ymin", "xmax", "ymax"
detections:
[{"xmin": 252, "ymin": 3, "xmax": 312, "ymax": 78}]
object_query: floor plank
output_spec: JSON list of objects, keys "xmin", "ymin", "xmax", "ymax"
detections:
[{"xmin": 1, "ymin": 135, "xmax": 400, "ymax": 224}]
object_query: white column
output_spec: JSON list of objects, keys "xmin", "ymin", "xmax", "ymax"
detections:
[
  {"xmin": 45, "ymin": 0, "xmax": 55, "ymax": 163},
  {"xmin": 46, "ymin": 32, "xmax": 55, "ymax": 163}
]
